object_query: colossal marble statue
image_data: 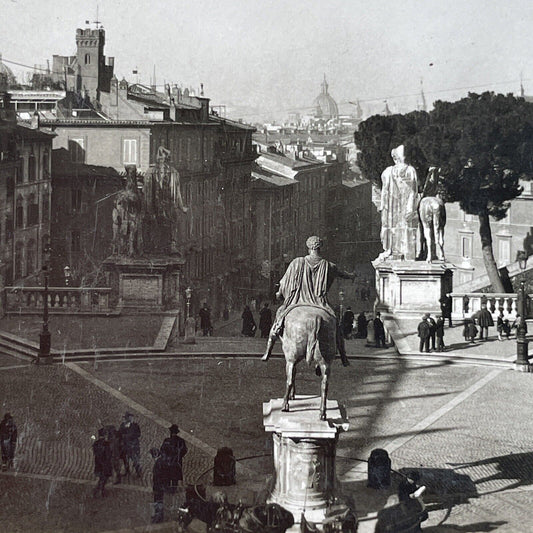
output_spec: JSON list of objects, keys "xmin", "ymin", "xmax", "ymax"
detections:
[
  {"xmin": 378, "ymin": 145, "xmax": 419, "ymax": 261},
  {"xmin": 143, "ymin": 146, "xmax": 188, "ymax": 253},
  {"xmin": 112, "ymin": 165, "xmax": 144, "ymax": 257}
]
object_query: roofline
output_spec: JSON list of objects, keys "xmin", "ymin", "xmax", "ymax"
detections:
[{"xmin": 40, "ymin": 119, "xmax": 218, "ymax": 127}]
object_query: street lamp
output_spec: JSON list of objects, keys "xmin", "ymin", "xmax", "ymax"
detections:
[
  {"xmin": 185, "ymin": 286, "xmax": 192, "ymax": 318},
  {"xmin": 515, "ymin": 250, "xmax": 529, "ymax": 372},
  {"xmin": 39, "ymin": 243, "xmax": 52, "ymax": 363},
  {"xmin": 63, "ymin": 265, "xmax": 71, "ymax": 287}
]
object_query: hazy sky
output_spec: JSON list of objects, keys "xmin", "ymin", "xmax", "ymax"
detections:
[{"xmin": 2, "ymin": 0, "xmax": 533, "ymax": 121}]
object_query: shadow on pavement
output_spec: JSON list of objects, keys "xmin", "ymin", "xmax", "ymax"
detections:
[
  {"xmin": 448, "ymin": 451, "xmax": 533, "ymax": 494},
  {"xmin": 423, "ymin": 521, "xmax": 507, "ymax": 532}
]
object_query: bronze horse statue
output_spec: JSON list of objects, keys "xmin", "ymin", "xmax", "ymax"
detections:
[
  {"xmin": 418, "ymin": 167, "xmax": 446, "ymax": 263},
  {"xmin": 280, "ymin": 304, "xmax": 337, "ymax": 421}
]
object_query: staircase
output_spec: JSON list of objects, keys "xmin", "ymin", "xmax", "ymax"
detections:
[{"xmin": 0, "ymin": 331, "xmax": 39, "ymax": 361}]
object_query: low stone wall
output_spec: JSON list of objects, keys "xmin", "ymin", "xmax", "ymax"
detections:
[{"xmin": 4, "ymin": 287, "xmax": 113, "ymax": 315}]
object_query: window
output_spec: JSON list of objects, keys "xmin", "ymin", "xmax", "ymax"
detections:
[
  {"xmin": 85, "ymin": 53, "xmax": 91, "ymax": 65},
  {"xmin": 71, "ymin": 188, "xmax": 82, "ymax": 211},
  {"xmin": 123, "ymin": 139, "xmax": 138, "ymax": 164},
  {"xmin": 26, "ymin": 240, "xmax": 36, "ymax": 276},
  {"xmin": 28, "ymin": 152, "xmax": 36, "ymax": 181},
  {"xmin": 461, "ymin": 234, "xmax": 472, "ymax": 259},
  {"xmin": 498, "ymin": 238, "xmax": 511, "ymax": 266},
  {"xmin": 69, "ymin": 138, "xmax": 85, "ymax": 163},
  {"xmin": 14, "ymin": 241, "xmax": 23, "ymax": 279},
  {"xmin": 71, "ymin": 230, "xmax": 81, "ymax": 252},
  {"xmin": 43, "ymin": 150, "xmax": 50, "ymax": 178},
  {"xmin": 15, "ymin": 196, "xmax": 23, "ymax": 228},
  {"xmin": 42, "ymin": 194, "xmax": 49, "ymax": 222},
  {"xmin": 28, "ymin": 194, "xmax": 39, "ymax": 225}
]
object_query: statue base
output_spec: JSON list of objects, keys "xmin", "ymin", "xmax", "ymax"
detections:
[
  {"xmin": 103, "ymin": 255, "xmax": 185, "ymax": 312},
  {"xmin": 263, "ymin": 396, "xmax": 352, "ymax": 528},
  {"xmin": 373, "ymin": 259, "xmax": 454, "ymax": 316}
]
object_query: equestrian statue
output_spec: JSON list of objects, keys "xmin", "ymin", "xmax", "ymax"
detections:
[{"xmin": 262, "ymin": 236, "xmax": 355, "ymax": 420}]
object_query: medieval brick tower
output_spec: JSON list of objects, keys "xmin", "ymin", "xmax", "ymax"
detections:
[{"xmin": 74, "ymin": 28, "xmax": 114, "ymax": 101}]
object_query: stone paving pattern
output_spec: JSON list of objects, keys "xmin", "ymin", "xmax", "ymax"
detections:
[{"xmin": 1, "ymin": 329, "xmax": 533, "ymax": 531}]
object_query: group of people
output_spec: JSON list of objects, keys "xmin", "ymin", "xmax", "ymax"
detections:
[
  {"xmin": 462, "ymin": 304, "xmax": 525, "ymax": 343},
  {"xmin": 241, "ymin": 302, "xmax": 273, "ymax": 338},
  {"xmin": 417, "ymin": 314, "xmax": 446, "ymax": 353},
  {"xmin": 341, "ymin": 308, "xmax": 386, "ymax": 347},
  {"xmin": 92, "ymin": 412, "xmax": 142, "ymax": 497}
]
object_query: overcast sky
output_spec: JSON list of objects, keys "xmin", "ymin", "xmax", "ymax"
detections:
[{"xmin": 2, "ymin": 0, "xmax": 533, "ymax": 121}]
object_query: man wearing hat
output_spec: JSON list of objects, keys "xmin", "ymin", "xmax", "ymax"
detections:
[
  {"xmin": 262, "ymin": 235, "xmax": 355, "ymax": 363},
  {"xmin": 417, "ymin": 315, "xmax": 431, "ymax": 353},
  {"xmin": 160, "ymin": 424, "xmax": 188, "ymax": 493},
  {"xmin": 119, "ymin": 412, "xmax": 142, "ymax": 477}
]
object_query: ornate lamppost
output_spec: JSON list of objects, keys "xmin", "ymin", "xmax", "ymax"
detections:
[
  {"xmin": 63, "ymin": 265, "xmax": 71, "ymax": 287},
  {"xmin": 183, "ymin": 286, "xmax": 196, "ymax": 344},
  {"xmin": 185, "ymin": 286, "xmax": 192, "ymax": 318},
  {"xmin": 39, "ymin": 243, "xmax": 52, "ymax": 363},
  {"xmin": 515, "ymin": 250, "xmax": 530, "ymax": 372}
]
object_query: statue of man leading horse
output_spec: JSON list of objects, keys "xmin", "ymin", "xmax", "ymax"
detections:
[{"xmin": 261, "ymin": 236, "xmax": 355, "ymax": 420}]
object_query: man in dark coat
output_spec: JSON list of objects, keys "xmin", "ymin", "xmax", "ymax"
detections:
[
  {"xmin": 417, "ymin": 315, "xmax": 431, "ymax": 353},
  {"xmin": 198, "ymin": 304, "xmax": 212, "ymax": 336},
  {"xmin": 160, "ymin": 424, "xmax": 188, "ymax": 493},
  {"xmin": 427, "ymin": 315, "xmax": 437, "ymax": 351},
  {"xmin": 119, "ymin": 412, "xmax": 141, "ymax": 477},
  {"xmin": 241, "ymin": 306, "xmax": 256, "ymax": 337},
  {"xmin": 342, "ymin": 306, "xmax": 355, "ymax": 339},
  {"xmin": 103, "ymin": 425, "xmax": 122, "ymax": 484},
  {"xmin": 151, "ymin": 447, "xmax": 170, "ymax": 523},
  {"xmin": 374, "ymin": 312, "xmax": 386, "ymax": 348},
  {"xmin": 357, "ymin": 311, "xmax": 367, "ymax": 339},
  {"xmin": 0, "ymin": 413, "xmax": 17, "ymax": 471},
  {"xmin": 259, "ymin": 303, "xmax": 273, "ymax": 339},
  {"xmin": 93, "ymin": 428, "xmax": 113, "ymax": 497},
  {"xmin": 477, "ymin": 304, "xmax": 494, "ymax": 340},
  {"xmin": 435, "ymin": 315, "xmax": 445, "ymax": 352},
  {"xmin": 439, "ymin": 295, "xmax": 452, "ymax": 327}
]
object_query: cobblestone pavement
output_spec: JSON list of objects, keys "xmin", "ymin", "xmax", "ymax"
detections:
[{"xmin": 2, "ymin": 351, "xmax": 533, "ymax": 531}]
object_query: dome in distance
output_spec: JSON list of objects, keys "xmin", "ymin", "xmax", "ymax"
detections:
[{"xmin": 313, "ymin": 75, "xmax": 338, "ymax": 119}]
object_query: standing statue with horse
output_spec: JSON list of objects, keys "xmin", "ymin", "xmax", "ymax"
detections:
[{"xmin": 261, "ymin": 236, "xmax": 355, "ymax": 420}]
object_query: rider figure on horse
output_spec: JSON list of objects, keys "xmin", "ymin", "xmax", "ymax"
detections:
[{"xmin": 261, "ymin": 236, "xmax": 355, "ymax": 365}]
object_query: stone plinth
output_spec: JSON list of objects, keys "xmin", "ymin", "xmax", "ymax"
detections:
[
  {"xmin": 103, "ymin": 255, "xmax": 185, "ymax": 312},
  {"xmin": 263, "ymin": 396, "xmax": 349, "ymax": 526},
  {"xmin": 373, "ymin": 259, "xmax": 454, "ymax": 316}
]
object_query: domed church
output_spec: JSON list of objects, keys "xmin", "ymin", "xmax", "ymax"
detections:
[
  {"xmin": 0, "ymin": 53, "xmax": 17, "ymax": 88},
  {"xmin": 313, "ymin": 74, "xmax": 338, "ymax": 120}
]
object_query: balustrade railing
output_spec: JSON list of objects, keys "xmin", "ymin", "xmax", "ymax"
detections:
[
  {"xmin": 4, "ymin": 287, "xmax": 112, "ymax": 314},
  {"xmin": 450, "ymin": 292, "xmax": 531, "ymax": 321}
]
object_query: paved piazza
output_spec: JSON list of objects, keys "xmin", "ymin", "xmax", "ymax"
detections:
[{"xmin": 1, "ymin": 351, "xmax": 533, "ymax": 532}]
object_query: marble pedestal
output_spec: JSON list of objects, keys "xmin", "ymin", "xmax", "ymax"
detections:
[
  {"xmin": 263, "ymin": 396, "xmax": 350, "ymax": 526},
  {"xmin": 103, "ymin": 255, "xmax": 185, "ymax": 312},
  {"xmin": 373, "ymin": 259, "xmax": 454, "ymax": 317}
]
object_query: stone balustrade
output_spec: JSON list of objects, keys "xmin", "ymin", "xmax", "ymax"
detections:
[
  {"xmin": 4, "ymin": 287, "xmax": 112, "ymax": 314},
  {"xmin": 450, "ymin": 292, "xmax": 531, "ymax": 321}
]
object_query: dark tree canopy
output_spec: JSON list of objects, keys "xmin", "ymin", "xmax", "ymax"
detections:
[{"xmin": 355, "ymin": 92, "xmax": 533, "ymax": 291}]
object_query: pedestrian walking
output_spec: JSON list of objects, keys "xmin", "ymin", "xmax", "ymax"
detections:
[
  {"xmin": 417, "ymin": 315, "xmax": 430, "ymax": 353},
  {"xmin": 502, "ymin": 319, "xmax": 511, "ymax": 339},
  {"xmin": 427, "ymin": 314, "xmax": 437, "ymax": 351},
  {"xmin": 92, "ymin": 428, "xmax": 113, "ymax": 497},
  {"xmin": 374, "ymin": 312, "xmax": 386, "ymax": 348},
  {"xmin": 150, "ymin": 447, "xmax": 170, "ymax": 524},
  {"xmin": 241, "ymin": 305, "xmax": 256, "ymax": 337},
  {"xmin": 0, "ymin": 413, "xmax": 17, "ymax": 471},
  {"xmin": 199, "ymin": 303, "xmax": 213, "ymax": 336},
  {"xmin": 119, "ymin": 412, "xmax": 142, "ymax": 477},
  {"xmin": 439, "ymin": 295, "xmax": 453, "ymax": 327},
  {"xmin": 259, "ymin": 303, "xmax": 273, "ymax": 339},
  {"xmin": 103, "ymin": 425, "xmax": 123, "ymax": 484},
  {"xmin": 160, "ymin": 424, "xmax": 188, "ymax": 495},
  {"xmin": 357, "ymin": 311, "xmax": 368, "ymax": 339},
  {"xmin": 477, "ymin": 304, "xmax": 494, "ymax": 340},
  {"xmin": 342, "ymin": 306, "xmax": 355, "ymax": 339},
  {"xmin": 512, "ymin": 313, "xmax": 528, "ymax": 337},
  {"xmin": 435, "ymin": 315, "xmax": 445, "ymax": 352}
]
